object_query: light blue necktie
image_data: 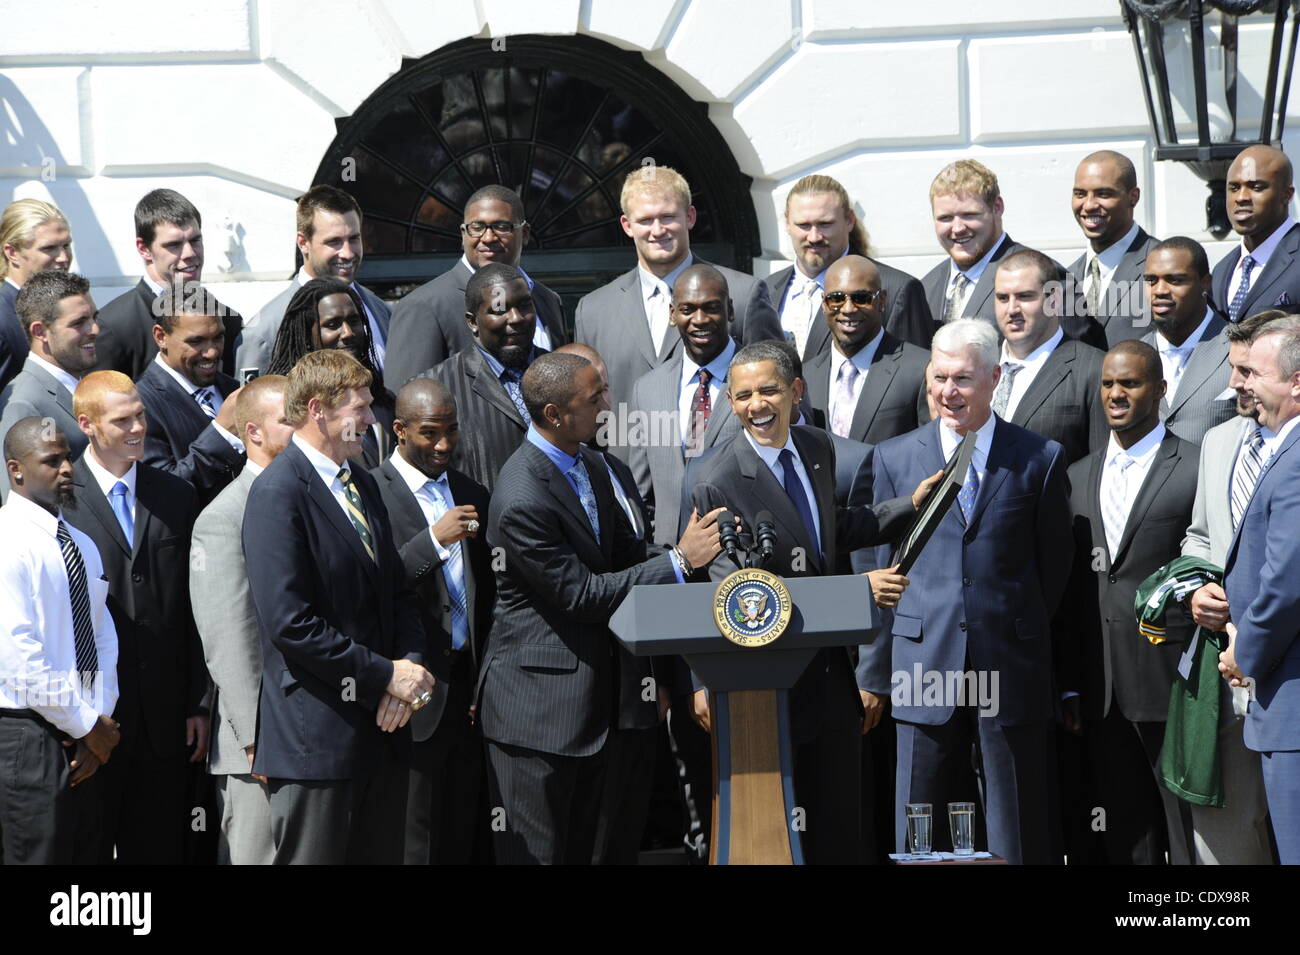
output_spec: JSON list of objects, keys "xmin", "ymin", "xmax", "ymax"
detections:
[
  {"xmin": 109, "ymin": 481, "xmax": 134, "ymax": 544},
  {"xmin": 567, "ymin": 457, "xmax": 601, "ymax": 540},
  {"xmin": 956, "ymin": 463, "xmax": 980, "ymax": 525},
  {"xmin": 424, "ymin": 477, "xmax": 469, "ymax": 651}
]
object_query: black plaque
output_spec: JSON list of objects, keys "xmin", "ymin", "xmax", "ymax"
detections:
[{"xmin": 893, "ymin": 430, "xmax": 976, "ymax": 575}]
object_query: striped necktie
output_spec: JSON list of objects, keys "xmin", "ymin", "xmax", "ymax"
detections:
[
  {"xmin": 56, "ymin": 521, "xmax": 100, "ymax": 689},
  {"xmin": 193, "ymin": 386, "xmax": 217, "ymax": 418},
  {"xmin": 1229, "ymin": 424, "xmax": 1265, "ymax": 530},
  {"xmin": 337, "ymin": 467, "xmax": 375, "ymax": 561}
]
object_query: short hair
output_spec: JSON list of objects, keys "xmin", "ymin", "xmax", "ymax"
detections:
[
  {"xmin": 1078, "ymin": 150, "xmax": 1138, "ymax": 193},
  {"xmin": 283, "ymin": 349, "xmax": 372, "ymax": 426},
  {"xmin": 730, "ymin": 340, "xmax": 796, "ymax": 387},
  {"xmin": 153, "ymin": 283, "xmax": 226, "ymax": 335},
  {"xmin": 464, "ymin": 185, "xmax": 525, "ymax": 222},
  {"xmin": 1149, "ymin": 236, "xmax": 1210, "ymax": 279},
  {"xmin": 465, "ymin": 262, "xmax": 524, "ymax": 314},
  {"xmin": 14, "ymin": 270, "xmax": 91, "ymax": 339},
  {"xmin": 997, "ymin": 248, "xmax": 1064, "ymax": 287},
  {"xmin": 73, "ymin": 370, "xmax": 136, "ymax": 422},
  {"xmin": 1227, "ymin": 308, "xmax": 1292, "ymax": 343},
  {"xmin": 522, "ymin": 352, "xmax": 591, "ymax": 423},
  {"xmin": 3, "ymin": 415, "xmax": 61, "ymax": 463},
  {"xmin": 784, "ymin": 174, "xmax": 871, "ymax": 256},
  {"xmin": 1253, "ymin": 315, "xmax": 1300, "ymax": 380},
  {"xmin": 619, "ymin": 164, "xmax": 692, "ymax": 216},
  {"xmin": 134, "ymin": 189, "xmax": 201, "ymax": 247},
  {"xmin": 1105, "ymin": 340, "xmax": 1161, "ymax": 382},
  {"xmin": 395, "ymin": 378, "xmax": 456, "ymax": 422},
  {"xmin": 932, "ymin": 318, "xmax": 1000, "ymax": 372},
  {"xmin": 0, "ymin": 199, "xmax": 69, "ymax": 280},
  {"xmin": 769, "ymin": 338, "xmax": 804, "ymax": 380},
  {"xmin": 930, "ymin": 159, "xmax": 1000, "ymax": 207},
  {"xmin": 295, "ymin": 185, "xmax": 362, "ymax": 240},
  {"xmin": 235, "ymin": 373, "xmax": 287, "ymax": 438}
]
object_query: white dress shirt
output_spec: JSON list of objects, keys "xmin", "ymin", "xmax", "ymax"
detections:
[
  {"xmin": 938, "ymin": 410, "xmax": 997, "ymax": 490},
  {"xmin": 1260, "ymin": 412, "xmax": 1300, "ymax": 463},
  {"xmin": 0, "ymin": 493, "xmax": 119, "ymax": 737},
  {"xmin": 638, "ymin": 256, "xmax": 694, "ymax": 356},
  {"xmin": 678, "ymin": 339, "xmax": 735, "ymax": 443},
  {"xmin": 27, "ymin": 352, "xmax": 80, "ymax": 395},
  {"xmin": 457, "ymin": 255, "xmax": 550, "ymax": 351},
  {"xmin": 1083, "ymin": 222, "xmax": 1140, "ymax": 305},
  {"xmin": 826, "ymin": 328, "xmax": 884, "ymax": 432},
  {"xmin": 151, "ymin": 353, "xmax": 245, "ymax": 452},
  {"xmin": 389, "ymin": 450, "xmax": 455, "ymax": 561},
  {"xmin": 743, "ymin": 429, "xmax": 821, "ymax": 549},
  {"xmin": 1226, "ymin": 216, "xmax": 1297, "ymax": 305},
  {"xmin": 1154, "ymin": 308, "xmax": 1214, "ymax": 404},
  {"xmin": 946, "ymin": 234, "xmax": 1006, "ymax": 316},
  {"xmin": 1100, "ymin": 422, "xmax": 1166, "ymax": 543},
  {"xmin": 292, "ymin": 433, "xmax": 353, "ymax": 523},
  {"xmin": 82, "ymin": 452, "xmax": 138, "ymax": 533},
  {"xmin": 999, "ymin": 327, "xmax": 1064, "ymax": 420}
]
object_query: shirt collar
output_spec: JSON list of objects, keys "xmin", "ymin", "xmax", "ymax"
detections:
[
  {"xmin": 152, "ymin": 352, "xmax": 206, "ymax": 396},
  {"xmin": 244, "ymin": 460, "xmax": 265, "ymax": 478},
  {"xmin": 4, "ymin": 276, "xmax": 20, "ymax": 291},
  {"xmin": 951, "ymin": 234, "xmax": 1006, "ymax": 284},
  {"xmin": 1239, "ymin": 216, "xmax": 1296, "ymax": 267},
  {"xmin": 389, "ymin": 449, "xmax": 446, "ymax": 496},
  {"xmin": 937, "ymin": 410, "xmax": 997, "ymax": 464},
  {"xmin": 683, "ymin": 338, "xmax": 736, "ymax": 384},
  {"xmin": 1260, "ymin": 412, "xmax": 1300, "ymax": 447},
  {"xmin": 27, "ymin": 352, "xmax": 81, "ymax": 394},
  {"xmin": 1155, "ymin": 307, "xmax": 1214, "ymax": 355},
  {"xmin": 2, "ymin": 488, "xmax": 62, "ymax": 537},
  {"xmin": 292, "ymin": 433, "xmax": 347, "ymax": 486},
  {"xmin": 142, "ymin": 273, "xmax": 166, "ymax": 297},
  {"xmin": 458, "ymin": 254, "xmax": 535, "ymax": 291},
  {"xmin": 638, "ymin": 254, "xmax": 694, "ymax": 303},
  {"xmin": 82, "ymin": 450, "xmax": 137, "ymax": 500},
  {"xmin": 830, "ymin": 326, "xmax": 885, "ymax": 376},
  {"xmin": 526, "ymin": 423, "xmax": 581, "ymax": 474},
  {"xmin": 1088, "ymin": 222, "xmax": 1141, "ymax": 272},
  {"xmin": 1106, "ymin": 422, "xmax": 1166, "ymax": 466},
  {"xmin": 1000, "ymin": 326, "xmax": 1063, "ymax": 368},
  {"xmin": 742, "ymin": 427, "xmax": 798, "ymax": 473}
]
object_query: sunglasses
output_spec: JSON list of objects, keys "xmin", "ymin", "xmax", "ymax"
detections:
[{"xmin": 823, "ymin": 289, "xmax": 884, "ymax": 309}]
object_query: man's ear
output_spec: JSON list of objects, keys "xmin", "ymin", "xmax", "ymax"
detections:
[{"xmin": 151, "ymin": 322, "xmax": 167, "ymax": 350}]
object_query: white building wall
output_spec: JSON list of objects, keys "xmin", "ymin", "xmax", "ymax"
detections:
[{"xmin": 2, "ymin": 0, "xmax": 1297, "ymax": 314}]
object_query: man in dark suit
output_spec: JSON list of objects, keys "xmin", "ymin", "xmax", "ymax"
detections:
[
  {"xmin": 1221, "ymin": 316, "xmax": 1300, "ymax": 864},
  {"xmin": 768, "ymin": 175, "xmax": 933, "ymax": 353},
  {"xmin": 235, "ymin": 186, "xmax": 393, "ymax": 381},
  {"xmin": 477, "ymin": 351, "xmax": 723, "ymax": 864},
  {"xmin": 1058, "ymin": 342, "xmax": 1198, "ymax": 864},
  {"xmin": 0, "ymin": 271, "xmax": 99, "ymax": 499},
  {"xmin": 1066, "ymin": 150, "xmax": 1160, "ymax": 349},
  {"xmin": 243, "ymin": 349, "xmax": 433, "ymax": 864},
  {"xmin": 416, "ymin": 263, "xmax": 543, "ymax": 492},
  {"xmin": 575, "ymin": 164, "xmax": 782, "ymax": 448},
  {"xmin": 991, "ymin": 249, "xmax": 1107, "ymax": 464},
  {"xmin": 92, "ymin": 190, "xmax": 242, "ymax": 380},
  {"xmin": 1142, "ymin": 237, "xmax": 1234, "ymax": 444},
  {"xmin": 1, "ymin": 198, "xmax": 73, "ymax": 392},
  {"xmin": 65, "ymin": 371, "xmax": 208, "ymax": 864},
  {"xmin": 385, "ymin": 185, "xmax": 568, "ymax": 389},
  {"xmin": 1212, "ymin": 145, "xmax": 1300, "ymax": 322},
  {"xmin": 873, "ymin": 318, "xmax": 1072, "ymax": 864},
  {"xmin": 371, "ymin": 378, "xmax": 494, "ymax": 865},
  {"xmin": 921, "ymin": 160, "xmax": 1026, "ymax": 332},
  {"xmin": 134, "ymin": 296, "xmax": 245, "ymax": 506},
  {"xmin": 804, "ymin": 255, "xmax": 929, "ymax": 446}
]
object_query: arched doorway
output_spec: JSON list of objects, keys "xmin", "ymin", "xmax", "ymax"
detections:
[{"xmin": 312, "ymin": 34, "xmax": 761, "ymax": 328}]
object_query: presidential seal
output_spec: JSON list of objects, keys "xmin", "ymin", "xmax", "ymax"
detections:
[{"xmin": 713, "ymin": 568, "xmax": 793, "ymax": 648}]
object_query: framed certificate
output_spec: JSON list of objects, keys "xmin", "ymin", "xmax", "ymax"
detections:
[{"xmin": 893, "ymin": 429, "xmax": 976, "ymax": 575}]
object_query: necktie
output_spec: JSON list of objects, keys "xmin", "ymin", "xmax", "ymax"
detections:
[
  {"xmin": 1087, "ymin": 256, "xmax": 1103, "ymax": 318},
  {"xmin": 109, "ymin": 481, "xmax": 134, "ymax": 544},
  {"xmin": 831, "ymin": 361, "xmax": 859, "ymax": 438},
  {"xmin": 1163, "ymin": 342, "xmax": 1193, "ymax": 401},
  {"xmin": 1103, "ymin": 452, "xmax": 1135, "ymax": 559},
  {"xmin": 1228, "ymin": 255, "xmax": 1257, "ymax": 322},
  {"xmin": 499, "ymin": 367, "xmax": 529, "ymax": 422},
  {"xmin": 650, "ymin": 286, "xmax": 672, "ymax": 356},
  {"xmin": 424, "ymin": 478, "xmax": 469, "ymax": 651},
  {"xmin": 956, "ymin": 462, "xmax": 980, "ymax": 526},
  {"xmin": 778, "ymin": 448, "xmax": 819, "ymax": 555},
  {"xmin": 193, "ymin": 387, "xmax": 217, "ymax": 418},
  {"xmin": 1229, "ymin": 424, "xmax": 1266, "ymax": 530},
  {"xmin": 943, "ymin": 272, "xmax": 970, "ymax": 324},
  {"xmin": 56, "ymin": 521, "xmax": 99, "ymax": 689},
  {"xmin": 686, "ymin": 368, "xmax": 712, "ymax": 453},
  {"xmin": 567, "ymin": 456, "xmax": 601, "ymax": 540},
  {"xmin": 991, "ymin": 362, "xmax": 1023, "ymax": 417},
  {"xmin": 337, "ymin": 467, "xmax": 375, "ymax": 560}
]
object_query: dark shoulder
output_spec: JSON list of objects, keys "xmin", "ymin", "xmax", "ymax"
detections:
[
  {"xmin": 869, "ymin": 257, "xmax": 922, "ymax": 290},
  {"xmin": 98, "ymin": 281, "xmax": 150, "ymax": 319},
  {"xmin": 448, "ymin": 466, "xmax": 490, "ymax": 508},
  {"xmin": 137, "ymin": 463, "xmax": 199, "ymax": 519},
  {"xmin": 763, "ymin": 265, "xmax": 794, "ymax": 296},
  {"xmin": 1057, "ymin": 337, "xmax": 1106, "ymax": 368}
]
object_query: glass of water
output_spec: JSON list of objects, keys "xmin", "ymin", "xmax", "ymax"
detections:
[
  {"xmin": 948, "ymin": 801, "xmax": 975, "ymax": 856},
  {"xmin": 905, "ymin": 802, "xmax": 932, "ymax": 858}
]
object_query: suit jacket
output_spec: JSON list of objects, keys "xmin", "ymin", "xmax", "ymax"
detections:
[
  {"xmin": 476, "ymin": 440, "xmax": 675, "ymax": 757},
  {"xmin": 574, "ymin": 257, "xmax": 783, "ymax": 449},
  {"xmin": 1142, "ymin": 316, "xmax": 1234, "ymax": 445},
  {"xmin": 233, "ymin": 278, "xmax": 393, "ymax": 379},
  {"xmin": 65, "ymin": 458, "xmax": 206, "ymax": 760},
  {"xmin": 921, "ymin": 235, "xmax": 1026, "ymax": 331},
  {"xmin": 0, "ymin": 355, "xmax": 89, "ymax": 500},
  {"xmin": 371, "ymin": 459, "xmax": 494, "ymax": 741},
  {"xmin": 93, "ymin": 279, "xmax": 243, "ymax": 380},
  {"xmin": 1065, "ymin": 227, "xmax": 1160, "ymax": 349},
  {"xmin": 1181, "ymin": 415, "xmax": 1252, "ymax": 565},
  {"xmin": 1005, "ymin": 337, "xmax": 1108, "ymax": 465},
  {"xmin": 243, "ymin": 441, "xmax": 425, "ymax": 780},
  {"xmin": 1059, "ymin": 431, "xmax": 1199, "ymax": 723},
  {"xmin": 1211, "ymin": 222, "xmax": 1300, "ymax": 318},
  {"xmin": 873, "ymin": 418, "xmax": 1072, "ymax": 727},
  {"xmin": 766, "ymin": 259, "xmax": 935, "ymax": 354},
  {"xmin": 135, "ymin": 360, "xmax": 245, "ymax": 505},
  {"xmin": 689, "ymin": 426, "xmax": 915, "ymax": 741},
  {"xmin": 0, "ymin": 281, "xmax": 28, "ymax": 393},
  {"xmin": 1223, "ymin": 423, "xmax": 1300, "ymax": 754},
  {"xmin": 384, "ymin": 260, "xmax": 569, "ymax": 390},
  {"xmin": 804, "ymin": 332, "xmax": 929, "ymax": 445},
  {"xmin": 417, "ymin": 347, "xmax": 540, "ymax": 492},
  {"xmin": 629, "ymin": 352, "xmax": 742, "ymax": 546}
]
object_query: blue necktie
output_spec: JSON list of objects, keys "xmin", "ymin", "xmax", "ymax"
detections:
[
  {"xmin": 778, "ymin": 448, "xmax": 819, "ymax": 555},
  {"xmin": 424, "ymin": 477, "xmax": 469, "ymax": 651},
  {"xmin": 567, "ymin": 457, "xmax": 601, "ymax": 541},
  {"xmin": 109, "ymin": 481, "xmax": 134, "ymax": 544},
  {"xmin": 500, "ymin": 367, "xmax": 529, "ymax": 422},
  {"xmin": 1229, "ymin": 255, "xmax": 1257, "ymax": 322},
  {"xmin": 957, "ymin": 463, "xmax": 980, "ymax": 525}
]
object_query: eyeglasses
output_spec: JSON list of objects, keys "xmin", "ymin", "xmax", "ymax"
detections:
[
  {"xmin": 461, "ymin": 220, "xmax": 526, "ymax": 238},
  {"xmin": 823, "ymin": 289, "xmax": 884, "ymax": 309}
]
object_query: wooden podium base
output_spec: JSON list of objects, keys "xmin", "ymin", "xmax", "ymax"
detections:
[{"xmin": 709, "ymin": 688, "xmax": 803, "ymax": 865}]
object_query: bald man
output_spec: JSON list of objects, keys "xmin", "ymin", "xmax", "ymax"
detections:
[
  {"xmin": 370, "ymin": 378, "xmax": 494, "ymax": 865},
  {"xmin": 803, "ymin": 255, "xmax": 929, "ymax": 445},
  {"xmin": 1066, "ymin": 150, "xmax": 1160, "ymax": 349},
  {"xmin": 1212, "ymin": 145, "xmax": 1300, "ymax": 322}
]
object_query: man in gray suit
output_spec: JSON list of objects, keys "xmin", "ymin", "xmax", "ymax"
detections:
[
  {"xmin": 190, "ymin": 374, "xmax": 293, "ymax": 865},
  {"xmin": 1066, "ymin": 150, "xmax": 1160, "ymax": 349},
  {"xmin": 1141, "ymin": 237, "xmax": 1235, "ymax": 444},
  {"xmin": 384, "ymin": 185, "xmax": 568, "ymax": 389},
  {"xmin": 235, "ymin": 186, "xmax": 391, "ymax": 380},
  {"xmin": 0, "ymin": 271, "xmax": 99, "ymax": 499},
  {"xmin": 575, "ymin": 164, "xmax": 781, "ymax": 454},
  {"xmin": 1178, "ymin": 308, "xmax": 1284, "ymax": 865}
]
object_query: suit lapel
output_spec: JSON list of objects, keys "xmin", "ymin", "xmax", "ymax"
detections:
[
  {"xmin": 1168, "ymin": 320, "xmax": 1226, "ymax": 415},
  {"xmin": 71, "ymin": 459, "xmax": 131, "ymax": 556},
  {"xmin": 734, "ymin": 434, "xmax": 822, "ymax": 571},
  {"xmin": 792, "ymin": 428, "xmax": 832, "ymax": 568},
  {"xmin": 1011, "ymin": 342, "xmax": 1071, "ymax": 427},
  {"xmin": 968, "ymin": 418, "xmax": 1014, "ymax": 528},
  {"xmin": 963, "ymin": 235, "xmax": 1014, "ymax": 318},
  {"xmin": 1112, "ymin": 435, "xmax": 1179, "ymax": 567},
  {"xmin": 294, "ymin": 446, "xmax": 379, "ymax": 582},
  {"xmin": 1241, "ymin": 223, "xmax": 1300, "ymax": 313},
  {"xmin": 1226, "ymin": 423, "xmax": 1300, "ymax": 563},
  {"xmin": 130, "ymin": 467, "xmax": 155, "ymax": 557},
  {"xmin": 849, "ymin": 335, "xmax": 902, "ymax": 442},
  {"xmin": 619, "ymin": 269, "xmax": 660, "ymax": 368},
  {"xmin": 1085, "ymin": 447, "xmax": 1108, "ymax": 557},
  {"xmin": 805, "ymin": 351, "xmax": 831, "ymax": 415},
  {"xmin": 804, "ymin": 319, "xmax": 831, "ymax": 362},
  {"xmin": 464, "ymin": 349, "xmax": 526, "ymax": 429}
]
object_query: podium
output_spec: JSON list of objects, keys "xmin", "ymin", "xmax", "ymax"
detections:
[{"xmin": 609, "ymin": 573, "xmax": 879, "ymax": 865}]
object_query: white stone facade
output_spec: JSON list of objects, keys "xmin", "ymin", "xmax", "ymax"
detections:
[{"xmin": 3, "ymin": 0, "xmax": 1297, "ymax": 313}]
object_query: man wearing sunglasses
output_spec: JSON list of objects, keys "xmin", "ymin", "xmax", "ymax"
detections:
[{"xmin": 386, "ymin": 186, "xmax": 568, "ymax": 389}]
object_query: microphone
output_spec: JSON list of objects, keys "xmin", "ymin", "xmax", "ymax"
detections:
[
  {"xmin": 718, "ymin": 509, "xmax": 740, "ymax": 562},
  {"xmin": 754, "ymin": 510, "xmax": 777, "ymax": 565}
]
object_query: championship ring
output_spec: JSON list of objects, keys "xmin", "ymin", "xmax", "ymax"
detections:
[{"xmin": 712, "ymin": 568, "xmax": 793, "ymax": 648}]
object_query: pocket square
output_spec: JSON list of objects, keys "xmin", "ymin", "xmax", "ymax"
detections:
[{"xmin": 1273, "ymin": 291, "xmax": 1293, "ymax": 307}]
